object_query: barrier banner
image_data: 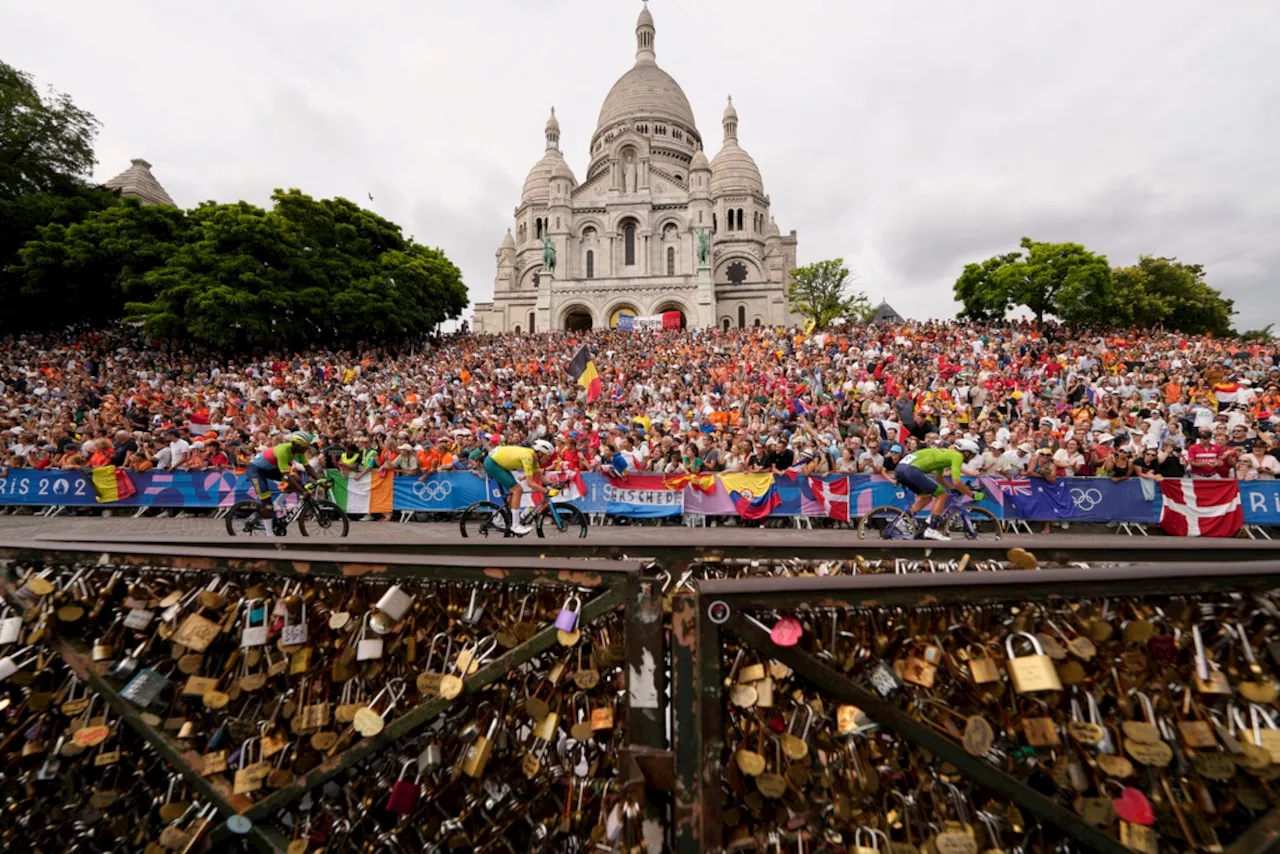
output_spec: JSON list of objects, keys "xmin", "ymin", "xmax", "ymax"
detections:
[
  {"xmin": 396, "ymin": 473, "xmax": 490, "ymax": 512},
  {"xmin": 1242, "ymin": 481, "xmax": 1280, "ymax": 526},
  {"xmin": 0, "ymin": 467, "xmax": 1277, "ymax": 527},
  {"xmin": 603, "ymin": 473, "xmax": 683, "ymax": 517}
]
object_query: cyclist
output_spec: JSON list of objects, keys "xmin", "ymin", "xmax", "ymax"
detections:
[
  {"xmin": 484, "ymin": 439, "xmax": 555, "ymax": 534},
  {"xmin": 893, "ymin": 438, "xmax": 981, "ymax": 541},
  {"xmin": 245, "ymin": 431, "xmax": 317, "ymax": 536}
]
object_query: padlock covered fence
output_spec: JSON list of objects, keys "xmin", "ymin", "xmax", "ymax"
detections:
[
  {"xmin": 0, "ymin": 542, "xmax": 644, "ymax": 853},
  {"xmin": 676, "ymin": 563, "xmax": 1280, "ymax": 854},
  {"xmin": 6, "ymin": 541, "xmax": 1280, "ymax": 852}
]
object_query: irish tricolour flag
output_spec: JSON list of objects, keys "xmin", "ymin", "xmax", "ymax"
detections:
[{"xmin": 331, "ymin": 472, "xmax": 394, "ymax": 514}]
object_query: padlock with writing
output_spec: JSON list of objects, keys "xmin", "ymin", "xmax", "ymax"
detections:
[
  {"xmin": 356, "ymin": 612, "xmax": 384, "ymax": 661},
  {"xmin": 120, "ymin": 667, "xmax": 171, "ymax": 707},
  {"xmin": 280, "ymin": 603, "xmax": 308, "ymax": 647},
  {"xmin": 1005, "ymin": 631, "xmax": 1062, "ymax": 693},
  {"xmin": 240, "ymin": 598, "xmax": 269, "ymax": 648},
  {"xmin": 554, "ymin": 594, "xmax": 582, "ymax": 633},
  {"xmin": 375, "ymin": 585, "xmax": 414, "ymax": 623},
  {"xmin": 352, "ymin": 679, "xmax": 406, "ymax": 737},
  {"xmin": 385, "ymin": 759, "xmax": 421, "ymax": 815}
]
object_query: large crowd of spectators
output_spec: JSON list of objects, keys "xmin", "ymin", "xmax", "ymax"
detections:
[{"xmin": 2, "ymin": 322, "xmax": 1279, "ymax": 497}]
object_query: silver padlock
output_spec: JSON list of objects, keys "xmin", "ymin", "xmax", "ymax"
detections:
[
  {"xmin": 124, "ymin": 607, "xmax": 155, "ymax": 630},
  {"xmin": 281, "ymin": 604, "xmax": 308, "ymax": 647},
  {"xmin": 460, "ymin": 588, "xmax": 486, "ymax": 626},
  {"xmin": 0, "ymin": 645, "xmax": 39, "ymax": 681},
  {"xmin": 240, "ymin": 598, "xmax": 269, "ymax": 648},
  {"xmin": 0, "ymin": 607, "xmax": 22, "ymax": 645},
  {"xmin": 356, "ymin": 613, "xmax": 384, "ymax": 661},
  {"xmin": 417, "ymin": 741, "xmax": 443, "ymax": 774},
  {"xmin": 375, "ymin": 585, "xmax": 414, "ymax": 623},
  {"xmin": 110, "ymin": 642, "xmax": 146, "ymax": 680}
]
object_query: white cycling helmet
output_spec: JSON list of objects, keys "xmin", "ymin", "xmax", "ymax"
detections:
[
  {"xmin": 532, "ymin": 439, "xmax": 555, "ymax": 455},
  {"xmin": 954, "ymin": 438, "xmax": 980, "ymax": 455}
]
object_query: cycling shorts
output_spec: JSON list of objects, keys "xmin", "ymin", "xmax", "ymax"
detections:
[
  {"xmin": 483, "ymin": 454, "xmax": 518, "ymax": 491},
  {"xmin": 894, "ymin": 463, "xmax": 946, "ymax": 497},
  {"xmin": 246, "ymin": 462, "xmax": 285, "ymax": 497}
]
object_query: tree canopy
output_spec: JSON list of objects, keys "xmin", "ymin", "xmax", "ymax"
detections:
[
  {"xmin": 954, "ymin": 237, "xmax": 1112, "ymax": 324},
  {"xmin": 123, "ymin": 190, "xmax": 467, "ymax": 349},
  {"xmin": 1110, "ymin": 255, "xmax": 1234, "ymax": 336},
  {"xmin": 953, "ymin": 238, "xmax": 1236, "ymax": 334},
  {"xmin": 786, "ymin": 258, "xmax": 873, "ymax": 328},
  {"xmin": 0, "ymin": 60, "xmax": 99, "ymax": 197}
]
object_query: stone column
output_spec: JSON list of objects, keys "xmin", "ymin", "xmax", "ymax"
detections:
[
  {"xmin": 695, "ymin": 256, "xmax": 715, "ymax": 329},
  {"xmin": 536, "ymin": 267, "xmax": 554, "ymax": 332}
]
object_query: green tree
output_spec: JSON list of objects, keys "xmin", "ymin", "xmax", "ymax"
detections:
[
  {"xmin": 955, "ymin": 252, "xmax": 1021, "ymax": 321},
  {"xmin": 1240, "ymin": 324, "xmax": 1275, "ymax": 344},
  {"xmin": 786, "ymin": 258, "xmax": 872, "ymax": 328},
  {"xmin": 1110, "ymin": 256, "xmax": 1234, "ymax": 336},
  {"xmin": 1, "ymin": 60, "xmax": 115, "ymax": 328},
  {"xmin": 0, "ymin": 60, "xmax": 100, "ymax": 196},
  {"xmin": 127, "ymin": 190, "xmax": 467, "ymax": 349},
  {"xmin": 952, "ymin": 237, "xmax": 1113, "ymax": 323},
  {"xmin": 15, "ymin": 197, "xmax": 186, "ymax": 324},
  {"xmin": 0, "ymin": 182, "xmax": 118, "ymax": 328}
]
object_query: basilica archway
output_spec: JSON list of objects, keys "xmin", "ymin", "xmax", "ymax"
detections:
[
  {"xmin": 562, "ymin": 305, "xmax": 594, "ymax": 331},
  {"xmin": 652, "ymin": 301, "xmax": 688, "ymax": 329},
  {"xmin": 607, "ymin": 303, "xmax": 640, "ymax": 329}
]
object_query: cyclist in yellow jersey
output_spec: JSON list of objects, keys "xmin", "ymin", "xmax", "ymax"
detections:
[{"xmin": 485, "ymin": 439, "xmax": 556, "ymax": 534}]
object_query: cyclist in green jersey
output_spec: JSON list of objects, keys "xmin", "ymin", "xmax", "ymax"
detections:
[{"xmin": 892, "ymin": 439, "xmax": 980, "ymax": 540}]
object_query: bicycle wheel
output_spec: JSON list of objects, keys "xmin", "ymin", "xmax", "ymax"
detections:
[
  {"xmin": 943, "ymin": 506, "xmax": 1003, "ymax": 541},
  {"xmin": 858, "ymin": 505, "xmax": 917, "ymax": 540},
  {"xmin": 535, "ymin": 503, "xmax": 589, "ymax": 539},
  {"xmin": 226, "ymin": 500, "xmax": 269, "ymax": 537},
  {"xmin": 299, "ymin": 499, "xmax": 350, "ymax": 538},
  {"xmin": 460, "ymin": 501, "xmax": 512, "ymax": 538}
]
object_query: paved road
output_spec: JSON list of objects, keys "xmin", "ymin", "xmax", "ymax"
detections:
[{"xmin": 0, "ymin": 514, "xmax": 1276, "ymax": 565}]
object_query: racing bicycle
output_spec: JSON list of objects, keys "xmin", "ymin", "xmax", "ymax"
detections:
[
  {"xmin": 226, "ymin": 478, "xmax": 350, "ymax": 538},
  {"xmin": 459, "ymin": 485, "xmax": 588, "ymax": 539},
  {"xmin": 857, "ymin": 490, "xmax": 1002, "ymax": 541}
]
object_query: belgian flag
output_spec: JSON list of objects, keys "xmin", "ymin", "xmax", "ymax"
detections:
[{"xmin": 569, "ymin": 345, "xmax": 602, "ymax": 403}]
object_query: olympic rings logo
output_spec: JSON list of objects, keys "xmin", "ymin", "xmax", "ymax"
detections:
[
  {"xmin": 1070, "ymin": 487, "xmax": 1102, "ymax": 512},
  {"xmin": 412, "ymin": 480, "xmax": 454, "ymax": 503}
]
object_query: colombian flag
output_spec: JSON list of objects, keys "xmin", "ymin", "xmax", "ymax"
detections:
[
  {"xmin": 91, "ymin": 466, "xmax": 137, "ymax": 503},
  {"xmin": 721, "ymin": 473, "xmax": 781, "ymax": 520},
  {"xmin": 569, "ymin": 346, "xmax": 602, "ymax": 403}
]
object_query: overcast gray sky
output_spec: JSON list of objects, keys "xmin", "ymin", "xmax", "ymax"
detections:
[{"xmin": 5, "ymin": 0, "xmax": 1279, "ymax": 327}]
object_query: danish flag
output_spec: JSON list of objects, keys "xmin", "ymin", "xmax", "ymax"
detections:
[
  {"xmin": 1158, "ymin": 479, "xmax": 1243, "ymax": 538},
  {"xmin": 809, "ymin": 476, "xmax": 849, "ymax": 522}
]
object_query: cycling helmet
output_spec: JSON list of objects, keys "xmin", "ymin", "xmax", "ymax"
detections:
[
  {"xmin": 532, "ymin": 439, "xmax": 555, "ymax": 455},
  {"xmin": 290, "ymin": 431, "xmax": 317, "ymax": 448},
  {"xmin": 954, "ymin": 438, "xmax": 980, "ymax": 455}
]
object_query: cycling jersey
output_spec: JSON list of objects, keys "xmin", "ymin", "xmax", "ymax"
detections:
[
  {"xmin": 899, "ymin": 448, "xmax": 963, "ymax": 480},
  {"xmin": 487, "ymin": 445, "xmax": 538, "ymax": 477},
  {"xmin": 251, "ymin": 443, "xmax": 299, "ymax": 475}
]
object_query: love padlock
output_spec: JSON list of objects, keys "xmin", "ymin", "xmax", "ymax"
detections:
[
  {"xmin": 385, "ymin": 759, "xmax": 420, "ymax": 815},
  {"xmin": 554, "ymin": 594, "xmax": 581, "ymax": 633}
]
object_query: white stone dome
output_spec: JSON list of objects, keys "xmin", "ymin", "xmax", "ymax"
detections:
[
  {"xmin": 710, "ymin": 96, "xmax": 762, "ymax": 195},
  {"xmin": 595, "ymin": 4, "xmax": 698, "ymax": 136},
  {"xmin": 597, "ymin": 63, "xmax": 697, "ymax": 133},
  {"xmin": 690, "ymin": 148, "xmax": 711, "ymax": 171},
  {"xmin": 710, "ymin": 143, "xmax": 762, "ymax": 195}
]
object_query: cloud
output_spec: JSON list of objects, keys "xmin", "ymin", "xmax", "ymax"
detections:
[{"xmin": 4, "ymin": 0, "xmax": 1277, "ymax": 327}]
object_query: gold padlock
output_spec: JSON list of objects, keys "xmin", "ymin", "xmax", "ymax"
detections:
[{"xmin": 1005, "ymin": 631, "xmax": 1062, "ymax": 693}]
